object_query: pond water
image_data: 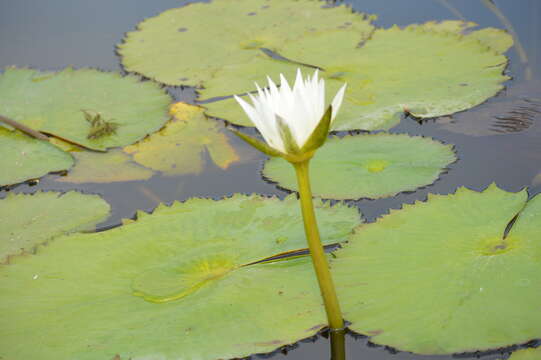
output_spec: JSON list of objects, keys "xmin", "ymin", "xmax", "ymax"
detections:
[{"xmin": 0, "ymin": 0, "xmax": 540, "ymax": 359}]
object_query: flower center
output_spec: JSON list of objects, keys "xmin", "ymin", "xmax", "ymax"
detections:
[
  {"xmin": 478, "ymin": 236, "xmax": 520, "ymax": 256},
  {"xmin": 364, "ymin": 159, "xmax": 390, "ymax": 173}
]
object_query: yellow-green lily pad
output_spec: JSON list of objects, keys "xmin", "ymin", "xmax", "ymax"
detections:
[
  {"xmin": 333, "ymin": 184, "xmax": 541, "ymax": 354},
  {"xmin": 0, "ymin": 191, "xmax": 110, "ymax": 263},
  {"xmin": 54, "ymin": 103, "xmax": 240, "ymax": 182},
  {"xmin": 56, "ymin": 149, "xmax": 154, "ymax": 184},
  {"xmin": 124, "ymin": 102, "xmax": 240, "ymax": 176},
  {"xmin": 0, "ymin": 67, "xmax": 171, "ymax": 151},
  {"xmin": 263, "ymin": 133, "xmax": 456, "ymax": 200},
  {"xmin": 118, "ymin": 0, "xmax": 510, "ymax": 131},
  {"xmin": 0, "ymin": 127, "xmax": 74, "ymax": 187},
  {"xmin": 0, "ymin": 194, "xmax": 361, "ymax": 360},
  {"xmin": 205, "ymin": 21, "xmax": 512, "ymax": 130},
  {"xmin": 118, "ymin": 0, "xmax": 375, "ymax": 88}
]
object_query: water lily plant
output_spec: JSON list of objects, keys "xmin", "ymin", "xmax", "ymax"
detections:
[{"xmin": 232, "ymin": 69, "xmax": 347, "ymax": 331}]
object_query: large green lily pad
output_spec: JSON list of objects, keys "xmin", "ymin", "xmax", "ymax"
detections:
[
  {"xmin": 0, "ymin": 194, "xmax": 361, "ymax": 360},
  {"xmin": 203, "ymin": 21, "xmax": 512, "ymax": 130},
  {"xmin": 333, "ymin": 184, "xmax": 541, "ymax": 354},
  {"xmin": 263, "ymin": 133, "xmax": 456, "ymax": 200},
  {"xmin": 119, "ymin": 0, "xmax": 510, "ymax": 131},
  {"xmin": 124, "ymin": 102, "xmax": 240, "ymax": 175},
  {"xmin": 0, "ymin": 67, "xmax": 171, "ymax": 150},
  {"xmin": 118, "ymin": 0, "xmax": 375, "ymax": 88},
  {"xmin": 507, "ymin": 347, "xmax": 541, "ymax": 360},
  {"xmin": 0, "ymin": 191, "xmax": 110, "ymax": 263},
  {"xmin": 0, "ymin": 127, "xmax": 74, "ymax": 187}
]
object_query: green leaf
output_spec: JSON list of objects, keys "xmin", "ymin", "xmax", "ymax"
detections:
[
  {"xmin": 507, "ymin": 347, "xmax": 541, "ymax": 360},
  {"xmin": 0, "ymin": 127, "xmax": 74, "ymax": 187},
  {"xmin": 263, "ymin": 133, "xmax": 456, "ymax": 200},
  {"xmin": 231, "ymin": 128, "xmax": 282, "ymax": 157},
  {"xmin": 333, "ymin": 184, "xmax": 541, "ymax": 354},
  {"xmin": 204, "ymin": 21, "xmax": 512, "ymax": 131},
  {"xmin": 0, "ymin": 67, "xmax": 171, "ymax": 151},
  {"xmin": 0, "ymin": 194, "xmax": 361, "ymax": 360},
  {"xmin": 56, "ymin": 149, "xmax": 154, "ymax": 184},
  {"xmin": 124, "ymin": 103, "xmax": 240, "ymax": 175},
  {"xmin": 0, "ymin": 191, "xmax": 110, "ymax": 263},
  {"xmin": 117, "ymin": 0, "xmax": 375, "ymax": 88},
  {"xmin": 301, "ymin": 105, "xmax": 333, "ymax": 153},
  {"xmin": 276, "ymin": 115, "xmax": 300, "ymax": 154}
]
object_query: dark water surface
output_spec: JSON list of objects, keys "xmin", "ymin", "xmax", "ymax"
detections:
[{"xmin": 1, "ymin": 0, "xmax": 540, "ymax": 359}]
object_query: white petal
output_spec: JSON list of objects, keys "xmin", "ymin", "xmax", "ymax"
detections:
[
  {"xmin": 330, "ymin": 83, "xmax": 347, "ymax": 121},
  {"xmin": 234, "ymin": 95, "xmax": 258, "ymax": 125},
  {"xmin": 254, "ymin": 82, "xmax": 266, "ymax": 100},
  {"xmin": 235, "ymin": 95, "xmax": 267, "ymax": 136},
  {"xmin": 279, "ymin": 73, "xmax": 292, "ymax": 97},
  {"xmin": 318, "ymin": 78, "xmax": 325, "ymax": 117},
  {"xmin": 293, "ymin": 68, "xmax": 304, "ymax": 93},
  {"xmin": 247, "ymin": 92, "xmax": 258, "ymax": 105},
  {"xmin": 235, "ymin": 94, "xmax": 282, "ymax": 152},
  {"xmin": 267, "ymin": 76, "xmax": 279, "ymax": 94},
  {"xmin": 235, "ymin": 68, "xmax": 339, "ymax": 155}
]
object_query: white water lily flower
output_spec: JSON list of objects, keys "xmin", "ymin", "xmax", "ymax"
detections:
[{"xmin": 234, "ymin": 69, "xmax": 346, "ymax": 155}]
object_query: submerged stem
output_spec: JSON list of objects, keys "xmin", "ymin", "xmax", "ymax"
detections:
[
  {"xmin": 293, "ymin": 160, "xmax": 344, "ymax": 331},
  {"xmin": 330, "ymin": 329, "xmax": 346, "ymax": 360}
]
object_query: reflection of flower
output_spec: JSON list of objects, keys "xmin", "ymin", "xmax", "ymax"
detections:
[{"xmin": 234, "ymin": 69, "xmax": 346, "ymax": 160}]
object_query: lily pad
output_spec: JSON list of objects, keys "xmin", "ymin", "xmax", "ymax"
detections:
[
  {"xmin": 118, "ymin": 0, "xmax": 375, "ymax": 88},
  {"xmin": 0, "ymin": 194, "xmax": 361, "ymax": 360},
  {"xmin": 409, "ymin": 20, "xmax": 478, "ymax": 33},
  {"xmin": 124, "ymin": 103, "xmax": 240, "ymax": 175},
  {"xmin": 0, "ymin": 191, "xmax": 110, "ymax": 263},
  {"xmin": 507, "ymin": 347, "xmax": 541, "ymax": 360},
  {"xmin": 56, "ymin": 149, "xmax": 154, "ymax": 184},
  {"xmin": 333, "ymin": 184, "xmax": 541, "ymax": 354},
  {"xmin": 0, "ymin": 67, "xmax": 171, "ymax": 150},
  {"xmin": 0, "ymin": 127, "xmax": 74, "ymax": 187},
  {"xmin": 407, "ymin": 20, "xmax": 513, "ymax": 54},
  {"xmin": 204, "ymin": 21, "xmax": 512, "ymax": 131},
  {"xmin": 263, "ymin": 133, "xmax": 456, "ymax": 200},
  {"xmin": 439, "ymin": 81, "xmax": 541, "ymax": 136}
]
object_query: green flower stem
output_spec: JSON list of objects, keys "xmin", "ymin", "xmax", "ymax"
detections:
[
  {"xmin": 293, "ymin": 160, "xmax": 344, "ymax": 331},
  {"xmin": 330, "ymin": 329, "xmax": 346, "ymax": 360}
]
